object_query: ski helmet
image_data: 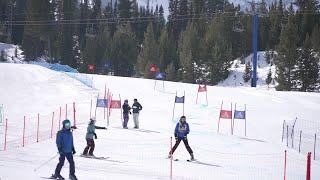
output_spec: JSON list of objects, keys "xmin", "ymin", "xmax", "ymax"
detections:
[{"xmin": 62, "ymin": 119, "xmax": 71, "ymax": 129}]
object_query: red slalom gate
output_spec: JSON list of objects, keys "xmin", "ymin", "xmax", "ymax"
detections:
[
  {"xmin": 306, "ymin": 152, "xmax": 311, "ymax": 180},
  {"xmin": 3, "ymin": 118, "xmax": 8, "ymax": 151}
]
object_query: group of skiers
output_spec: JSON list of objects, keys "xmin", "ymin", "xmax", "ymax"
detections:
[{"xmin": 51, "ymin": 99, "xmax": 194, "ymax": 180}]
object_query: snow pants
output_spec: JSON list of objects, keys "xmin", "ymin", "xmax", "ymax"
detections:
[
  {"xmin": 169, "ymin": 137, "xmax": 193, "ymax": 155},
  {"xmin": 55, "ymin": 153, "xmax": 75, "ymax": 176},
  {"xmin": 133, "ymin": 113, "xmax": 139, "ymax": 128},
  {"xmin": 83, "ymin": 138, "xmax": 95, "ymax": 155},
  {"xmin": 123, "ymin": 113, "xmax": 129, "ymax": 128}
]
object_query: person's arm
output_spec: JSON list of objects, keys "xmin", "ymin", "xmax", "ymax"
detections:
[
  {"xmin": 139, "ymin": 103, "xmax": 142, "ymax": 111},
  {"xmin": 95, "ymin": 125, "xmax": 106, "ymax": 129},
  {"xmin": 71, "ymin": 133, "xmax": 76, "ymax": 154},
  {"xmin": 174, "ymin": 123, "xmax": 179, "ymax": 138},
  {"xmin": 56, "ymin": 132, "xmax": 63, "ymax": 154},
  {"xmin": 185, "ymin": 123, "xmax": 190, "ymax": 135}
]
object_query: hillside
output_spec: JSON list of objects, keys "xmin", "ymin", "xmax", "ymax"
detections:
[{"xmin": 0, "ymin": 63, "xmax": 319, "ymax": 179}]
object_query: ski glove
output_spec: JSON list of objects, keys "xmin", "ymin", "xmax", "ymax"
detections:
[
  {"xmin": 72, "ymin": 147, "xmax": 76, "ymax": 155},
  {"xmin": 94, "ymin": 133, "xmax": 98, "ymax": 139}
]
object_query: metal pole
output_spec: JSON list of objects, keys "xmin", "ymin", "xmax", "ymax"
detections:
[
  {"xmin": 284, "ymin": 150, "xmax": 287, "ymax": 180},
  {"xmin": 314, "ymin": 133, "xmax": 317, "ymax": 160},
  {"xmin": 299, "ymin": 130, "xmax": 302, "ymax": 153},
  {"xmin": 251, "ymin": 13, "xmax": 258, "ymax": 87}
]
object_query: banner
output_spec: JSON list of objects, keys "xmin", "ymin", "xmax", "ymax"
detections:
[
  {"xmin": 96, "ymin": 99, "xmax": 108, "ymax": 108},
  {"xmin": 234, "ymin": 110, "xmax": 246, "ymax": 119},
  {"xmin": 198, "ymin": 85, "xmax": 207, "ymax": 92},
  {"xmin": 220, "ymin": 110, "xmax": 232, "ymax": 119},
  {"xmin": 110, "ymin": 100, "xmax": 121, "ymax": 109},
  {"xmin": 175, "ymin": 96, "xmax": 185, "ymax": 103},
  {"xmin": 155, "ymin": 72, "xmax": 166, "ymax": 80}
]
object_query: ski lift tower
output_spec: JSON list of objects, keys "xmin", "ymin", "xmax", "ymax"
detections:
[{"xmin": 246, "ymin": 0, "xmax": 266, "ymax": 87}]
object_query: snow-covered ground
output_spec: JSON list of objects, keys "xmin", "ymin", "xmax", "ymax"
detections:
[
  {"xmin": 0, "ymin": 63, "xmax": 320, "ymax": 179},
  {"xmin": 0, "ymin": 42, "xmax": 24, "ymax": 63},
  {"xmin": 219, "ymin": 51, "xmax": 277, "ymax": 88}
]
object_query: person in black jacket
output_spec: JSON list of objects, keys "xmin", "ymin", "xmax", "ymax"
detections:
[
  {"xmin": 132, "ymin": 99, "xmax": 142, "ymax": 129},
  {"xmin": 122, "ymin": 99, "xmax": 131, "ymax": 129}
]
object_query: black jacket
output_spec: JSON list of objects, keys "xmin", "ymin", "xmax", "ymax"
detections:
[
  {"xmin": 132, "ymin": 102, "xmax": 142, "ymax": 113},
  {"xmin": 122, "ymin": 103, "xmax": 131, "ymax": 114}
]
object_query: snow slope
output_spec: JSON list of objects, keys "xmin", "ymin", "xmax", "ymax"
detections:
[
  {"xmin": 0, "ymin": 42, "xmax": 24, "ymax": 63},
  {"xmin": 219, "ymin": 51, "xmax": 277, "ymax": 88},
  {"xmin": 0, "ymin": 63, "xmax": 320, "ymax": 179}
]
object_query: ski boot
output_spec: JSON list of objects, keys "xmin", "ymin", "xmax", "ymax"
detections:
[
  {"xmin": 69, "ymin": 174, "xmax": 78, "ymax": 180},
  {"xmin": 51, "ymin": 174, "xmax": 65, "ymax": 180},
  {"xmin": 190, "ymin": 153, "xmax": 195, "ymax": 161}
]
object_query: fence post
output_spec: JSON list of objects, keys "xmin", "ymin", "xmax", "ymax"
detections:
[
  {"xmin": 314, "ymin": 133, "xmax": 317, "ymax": 160},
  {"xmin": 73, "ymin": 102, "xmax": 76, "ymax": 127},
  {"xmin": 65, "ymin": 104, "xmax": 68, "ymax": 119},
  {"xmin": 50, "ymin": 112, "xmax": 55, "ymax": 139},
  {"xmin": 306, "ymin": 152, "xmax": 311, "ymax": 180},
  {"xmin": 286, "ymin": 125, "xmax": 289, "ymax": 147},
  {"xmin": 284, "ymin": 150, "xmax": 287, "ymax": 180},
  {"xmin": 282, "ymin": 120, "xmax": 285, "ymax": 142},
  {"xmin": 299, "ymin": 131, "xmax": 302, "ymax": 153},
  {"xmin": 23, "ymin": 116, "xmax": 26, "ymax": 147},
  {"xmin": 170, "ymin": 137, "xmax": 173, "ymax": 180},
  {"xmin": 4, "ymin": 118, "xmax": 8, "ymax": 151},
  {"xmin": 36, "ymin": 113, "xmax": 40, "ymax": 143}
]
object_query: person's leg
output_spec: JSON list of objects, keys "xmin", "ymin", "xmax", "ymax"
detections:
[
  {"xmin": 169, "ymin": 139, "xmax": 182, "ymax": 155},
  {"xmin": 182, "ymin": 138, "xmax": 194, "ymax": 159},
  {"xmin": 54, "ymin": 154, "xmax": 66, "ymax": 175},
  {"xmin": 133, "ymin": 113, "xmax": 138, "ymax": 128},
  {"xmin": 83, "ymin": 139, "xmax": 90, "ymax": 155},
  {"xmin": 88, "ymin": 139, "xmax": 95, "ymax": 155},
  {"xmin": 66, "ymin": 153, "xmax": 75, "ymax": 176},
  {"xmin": 135, "ymin": 113, "xmax": 139, "ymax": 128},
  {"xmin": 123, "ymin": 114, "xmax": 129, "ymax": 128}
]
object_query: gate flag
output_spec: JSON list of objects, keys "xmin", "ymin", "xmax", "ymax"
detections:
[
  {"xmin": 234, "ymin": 110, "xmax": 246, "ymax": 119},
  {"xmin": 110, "ymin": 100, "xmax": 121, "ymax": 109},
  {"xmin": 198, "ymin": 85, "xmax": 207, "ymax": 92},
  {"xmin": 96, "ymin": 99, "xmax": 108, "ymax": 108},
  {"xmin": 175, "ymin": 96, "xmax": 185, "ymax": 103},
  {"xmin": 220, "ymin": 110, "xmax": 232, "ymax": 119}
]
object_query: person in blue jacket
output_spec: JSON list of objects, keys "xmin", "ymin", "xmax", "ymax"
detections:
[
  {"xmin": 168, "ymin": 116, "xmax": 194, "ymax": 160},
  {"xmin": 52, "ymin": 119, "xmax": 77, "ymax": 180}
]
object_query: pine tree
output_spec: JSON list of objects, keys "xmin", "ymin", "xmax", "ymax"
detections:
[
  {"xmin": 296, "ymin": 35, "xmax": 319, "ymax": 91},
  {"xmin": 159, "ymin": 28, "xmax": 177, "ymax": 72},
  {"xmin": 0, "ymin": 50, "xmax": 6, "ymax": 61},
  {"xmin": 311, "ymin": 24, "xmax": 320, "ymax": 52},
  {"xmin": 110, "ymin": 24, "xmax": 137, "ymax": 76},
  {"xmin": 243, "ymin": 62, "xmax": 252, "ymax": 83},
  {"xmin": 60, "ymin": 0, "xmax": 77, "ymax": 67},
  {"xmin": 12, "ymin": 0, "xmax": 26, "ymax": 44},
  {"xmin": 266, "ymin": 68, "xmax": 272, "ymax": 87},
  {"xmin": 137, "ymin": 23, "xmax": 159, "ymax": 78},
  {"xmin": 22, "ymin": 0, "xmax": 54, "ymax": 60},
  {"xmin": 275, "ymin": 15, "xmax": 298, "ymax": 91},
  {"xmin": 165, "ymin": 62, "xmax": 176, "ymax": 81}
]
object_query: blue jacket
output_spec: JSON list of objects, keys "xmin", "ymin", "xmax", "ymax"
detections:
[
  {"xmin": 56, "ymin": 129, "xmax": 74, "ymax": 154},
  {"xmin": 174, "ymin": 122, "xmax": 190, "ymax": 139}
]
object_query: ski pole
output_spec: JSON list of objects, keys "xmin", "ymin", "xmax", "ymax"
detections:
[{"xmin": 34, "ymin": 154, "xmax": 59, "ymax": 172}]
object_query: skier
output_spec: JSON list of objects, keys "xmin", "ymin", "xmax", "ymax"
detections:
[
  {"xmin": 132, "ymin": 98, "xmax": 142, "ymax": 129},
  {"xmin": 82, "ymin": 117, "xmax": 107, "ymax": 156},
  {"xmin": 168, "ymin": 116, "xmax": 194, "ymax": 161},
  {"xmin": 122, "ymin": 99, "xmax": 131, "ymax": 129},
  {"xmin": 52, "ymin": 119, "xmax": 77, "ymax": 180}
]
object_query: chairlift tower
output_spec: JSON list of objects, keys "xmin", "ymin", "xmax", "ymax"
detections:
[{"xmin": 246, "ymin": 0, "xmax": 265, "ymax": 87}]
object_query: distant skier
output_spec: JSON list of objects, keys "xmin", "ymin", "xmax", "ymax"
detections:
[
  {"xmin": 132, "ymin": 98, "xmax": 142, "ymax": 129},
  {"xmin": 122, "ymin": 99, "xmax": 131, "ymax": 129},
  {"xmin": 168, "ymin": 116, "xmax": 194, "ymax": 161},
  {"xmin": 82, "ymin": 117, "xmax": 107, "ymax": 156},
  {"xmin": 52, "ymin": 119, "xmax": 77, "ymax": 180}
]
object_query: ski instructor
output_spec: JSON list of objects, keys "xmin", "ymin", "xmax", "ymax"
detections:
[
  {"xmin": 52, "ymin": 119, "xmax": 77, "ymax": 180},
  {"xmin": 168, "ymin": 116, "xmax": 194, "ymax": 161}
]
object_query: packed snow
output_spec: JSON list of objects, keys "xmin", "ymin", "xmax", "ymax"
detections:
[{"xmin": 0, "ymin": 63, "xmax": 320, "ymax": 179}]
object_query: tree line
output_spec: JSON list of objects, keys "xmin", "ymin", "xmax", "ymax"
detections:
[{"xmin": 0, "ymin": 0, "xmax": 319, "ymax": 91}]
